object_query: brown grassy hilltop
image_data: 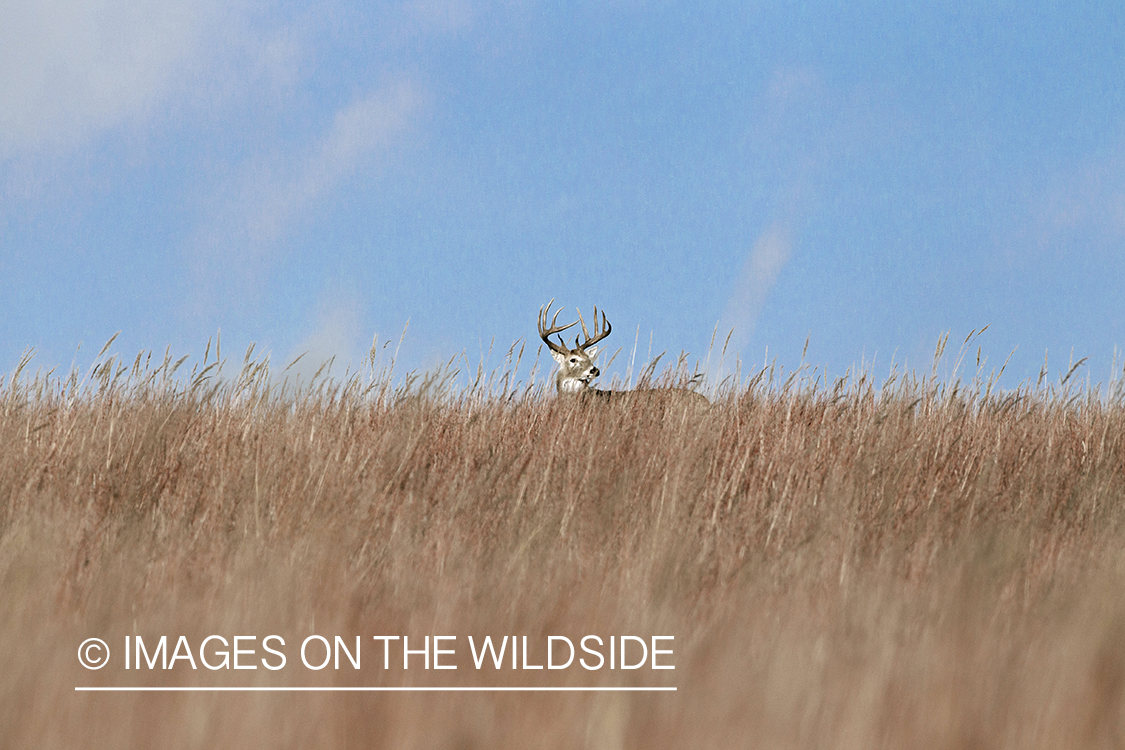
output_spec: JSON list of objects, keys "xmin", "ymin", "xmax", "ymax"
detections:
[{"xmin": 2, "ymin": 341, "xmax": 1125, "ymax": 749}]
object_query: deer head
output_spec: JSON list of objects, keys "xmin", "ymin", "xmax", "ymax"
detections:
[{"xmin": 538, "ymin": 300, "xmax": 612, "ymax": 394}]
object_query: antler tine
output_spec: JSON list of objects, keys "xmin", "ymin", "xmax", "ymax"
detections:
[
  {"xmin": 574, "ymin": 305, "xmax": 612, "ymax": 350},
  {"xmin": 575, "ymin": 308, "xmax": 591, "ymax": 350},
  {"xmin": 596, "ymin": 308, "xmax": 611, "ymax": 344},
  {"xmin": 538, "ymin": 299, "xmax": 578, "ymax": 355},
  {"xmin": 576, "ymin": 308, "xmax": 590, "ymax": 339}
]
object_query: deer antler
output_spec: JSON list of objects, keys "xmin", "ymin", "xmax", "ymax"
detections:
[
  {"xmin": 574, "ymin": 306, "xmax": 612, "ymax": 351},
  {"xmin": 538, "ymin": 299, "xmax": 578, "ymax": 355}
]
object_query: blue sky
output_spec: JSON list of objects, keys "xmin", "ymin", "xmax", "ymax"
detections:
[{"xmin": 2, "ymin": 1, "xmax": 1124, "ymax": 391}]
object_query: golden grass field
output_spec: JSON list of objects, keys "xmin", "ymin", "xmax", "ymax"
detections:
[{"xmin": 2, "ymin": 337, "xmax": 1124, "ymax": 749}]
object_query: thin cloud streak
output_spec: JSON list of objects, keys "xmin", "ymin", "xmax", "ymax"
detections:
[
  {"xmin": 186, "ymin": 80, "xmax": 425, "ymax": 324},
  {"xmin": 718, "ymin": 223, "xmax": 794, "ymax": 361},
  {"xmin": 242, "ymin": 82, "xmax": 425, "ymax": 250},
  {"xmin": 284, "ymin": 289, "xmax": 364, "ymax": 386}
]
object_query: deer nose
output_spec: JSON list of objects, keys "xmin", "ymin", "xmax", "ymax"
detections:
[{"xmin": 591, "ymin": 366, "xmax": 600, "ymax": 377}]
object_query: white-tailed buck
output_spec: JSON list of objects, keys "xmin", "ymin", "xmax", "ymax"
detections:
[{"xmin": 538, "ymin": 300, "xmax": 709, "ymax": 406}]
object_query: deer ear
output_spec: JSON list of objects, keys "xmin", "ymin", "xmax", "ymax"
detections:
[
  {"xmin": 586, "ymin": 345, "xmax": 598, "ymax": 359},
  {"xmin": 550, "ymin": 350, "xmax": 567, "ymax": 366}
]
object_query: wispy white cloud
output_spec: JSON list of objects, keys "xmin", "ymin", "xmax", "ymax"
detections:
[
  {"xmin": 222, "ymin": 80, "xmax": 423, "ymax": 254},
  {"xmin": 714, "ymin": 65, "xmax": 822, "ymax": 361},
  {"xmin": 718, "ymin": 222, "xmax": 794, "ymax": 357},
  {"xmin": 283, "ymin": 287, "xmax": 364, "ymax": 385},
  {"xmin": 0, "ymin": 0, "xmax": 298, "ymax": 158},
  {"xmin": 0, "ymin": 0, "xmax": 308, "ymax": 213},
  {"xmin": 1031, "ymin": 143, "xmax": 1125, "ymax": 254},
  {"xmin": 187, "ymin": 80, "xmax": 425, "ymax": 319},
  {"xmin": 0, "ymin": 0, "xmax": 194, "ymax": 154}
]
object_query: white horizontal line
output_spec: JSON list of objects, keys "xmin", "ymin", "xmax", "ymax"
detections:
[{"xmin": 75, "ymin": 686, "xmax": 676, "ymax": 692}]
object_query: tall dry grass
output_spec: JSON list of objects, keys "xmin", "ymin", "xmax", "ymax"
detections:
[{"xmin": 2, "ymin": 338, "xmax": 1125, "ymax": 749}]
